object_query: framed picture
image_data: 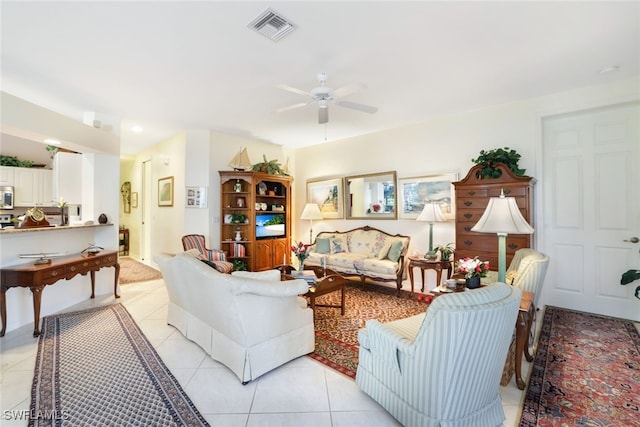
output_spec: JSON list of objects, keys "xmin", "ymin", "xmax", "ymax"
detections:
[
  {"xmin": 158, "ymin": 176, "xmax": 174, "ymax": 207},
  {"xmin": 186, "ymin": 186, "xmax": 207, "ymax": 208},
  {"xmin": 397, "ymin": 173, "xmax": 458, "ymax": 220},
  {"xmin": 235, "ymin": 196, "xmax": 246, "ymax": 208},
  {"xmin": 306, "ymin": 177, "xmax": 343, "ymax": 219},
  {"xmin": 131, "ymin": 192, "xmax": 138, "ymax": 208}
]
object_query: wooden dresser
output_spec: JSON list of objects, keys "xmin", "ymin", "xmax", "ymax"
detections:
[{"xmin": 453, "ymin": 164, "xmax": 535, "ymax": 270}]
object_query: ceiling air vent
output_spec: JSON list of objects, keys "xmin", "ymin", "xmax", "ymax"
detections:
[{"xmin": 248, "ymin": 8, "xmax": 296, "ymax": 42}]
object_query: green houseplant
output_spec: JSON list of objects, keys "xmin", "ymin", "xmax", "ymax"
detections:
[
  {"xmin": 232, "ymin": 259, "xmax": 248, "ymax": 271},
  {"xmin": 620, "ymin": 270, "xmax": 640, "ymax": 299},
  {"xmin": 252, "ymin": 155, "xmax": 285, "ymax": 175},
  {"xmin": 472, "ymin": 147, "xmax": 526, "ymax": 178}
]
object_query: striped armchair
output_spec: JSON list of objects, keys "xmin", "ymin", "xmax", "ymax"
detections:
[
  {"xmin": 356, "ymin": 283, "xmax": 521, "ymax": 427},
  {"xmin": 181, "ymin": 234, "xmax": 233, "ymax": 273}
]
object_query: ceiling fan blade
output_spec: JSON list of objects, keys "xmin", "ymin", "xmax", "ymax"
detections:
[
  {"xmin": 332, "ymin": 83, "xmax": 366, "ymax": 98},
  {"xmin": 275, "ymin": 102, "xmax": 309, "ymax": 114},
  {"xmin": 319, "ymin": 107, "xmax": 328, "ymax": 124},
  {"xmin": 334, "ymin": 100, "xmax": 378, "ymax": 114},
  {"xmin": 277, "ymin": 84, "xmax": 312, "ymax": 97}
]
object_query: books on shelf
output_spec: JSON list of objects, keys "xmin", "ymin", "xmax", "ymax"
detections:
[
  {"xmin": 291, "ymin": 270, "xmax": 317, "ymax": 284},
  {"xmin": 229, "ymin": 243, "xmax": 245, "ymax": 257}
]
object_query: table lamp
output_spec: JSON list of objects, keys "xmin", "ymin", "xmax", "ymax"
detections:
[
  {"xmin": 300, "ymin": 203, "xmax": 323, "ymax": 243},
  {"xmin": 471, "ymin": 189, "xmax": 534, "ymax": 282},
  {"xmin": 416, "ymin": 202, "xmax": 445, "ymax": 259}
]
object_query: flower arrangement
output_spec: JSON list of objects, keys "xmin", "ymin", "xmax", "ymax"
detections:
[
  {"xmin": 434, "ymin": 243, "xmax": 455, "ymax": 261},
  {"xmin": 291, "ymin": 241, "xmax": 309, "ymax": 270},
  {"xmin": 456, "ymin": 256, "xmax": 490, "ymax": 279}
]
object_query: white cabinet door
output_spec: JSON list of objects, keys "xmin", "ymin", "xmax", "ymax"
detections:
[
  {"xmin": 53, "ymin": 152, "xmax": 82, "ymax": 204},
  {"xmin": 0, "ymin": 167, "xmax": 14, "ymax": 186},
  {"xmin": 14, "ymin": 168, "xmax": 54, "ymax": 206}
]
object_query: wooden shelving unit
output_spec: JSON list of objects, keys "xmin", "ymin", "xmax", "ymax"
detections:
[{"xmin": 219, "ymin": 171, "xmax": 292, "ymax": 271}]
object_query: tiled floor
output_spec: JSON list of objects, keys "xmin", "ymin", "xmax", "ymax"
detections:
[{"xmin": 1, "ymin": 278, "xmax": 531, "ymax": 426}]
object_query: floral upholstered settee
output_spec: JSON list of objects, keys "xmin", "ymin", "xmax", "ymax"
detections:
[{"xmin": 304, "ymin": 226, "xmax": 411, "ymax": 293}]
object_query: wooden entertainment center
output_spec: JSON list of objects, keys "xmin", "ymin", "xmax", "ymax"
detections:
[{"xmin": 219, "ymin": 171, "xmax": 293, "ymax": 271}]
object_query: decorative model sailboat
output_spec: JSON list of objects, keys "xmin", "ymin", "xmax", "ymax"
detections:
[{"xmin": 229, "ymin": 148, "xmax": 253, "ymax": 171}]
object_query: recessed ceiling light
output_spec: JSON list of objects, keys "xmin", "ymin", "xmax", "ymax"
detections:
[
  {"xmin": 599, "ymin": 65, "xmax": 620, "ymax": 74},
  {"xmin": 131, "ymin": 125, "xmax": 143, "ymax": 133},
  {"xmin": 44, "ymin": 139, "xmax": 61, "ymax": 145}
]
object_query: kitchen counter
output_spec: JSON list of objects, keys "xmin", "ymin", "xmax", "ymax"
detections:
[{"xmin": 0, "ymin": 223, "xmax": 113, "ymax": 234}]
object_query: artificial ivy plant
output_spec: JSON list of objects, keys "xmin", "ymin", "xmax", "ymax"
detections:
[
  {"xmin": 472, "ymin": 147, "xmax": 526, "ymax": 178},
  {"xmin": 620, "ymin": 269, "xmax": 640, "ymax": 299}
]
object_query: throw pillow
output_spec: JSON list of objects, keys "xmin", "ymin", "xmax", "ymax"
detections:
[
  {"xmin": 376, "ymin": 240, "xmax": 393, "ymax": 260},
  {"xmin": 200, "ymin": 259, "xmax": 226, "ymax": 273},
  {"xmin": 330, "ymin": 236, "xmax": 348, "ymax": 254},
  {"xmin": 387, "ymin": 240, "xmax": 404, "ymax": 263},
  {"xmin": 316, "ymin": 238, "xmax": 330, "ymax": 254}
]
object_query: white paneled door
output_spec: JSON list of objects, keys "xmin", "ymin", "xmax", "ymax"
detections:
[{"xmin": 542, "ymin": 102, "xmax": 640, "ymax": 321}]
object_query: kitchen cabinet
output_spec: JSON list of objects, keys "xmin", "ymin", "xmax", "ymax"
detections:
[
  {"xmin": 0, "ymin": 167, "xmax": 14, "ymax": 186},
  {"xmin": 14, "ymin": 167, "xmax": 54, "ymax": 207},
  {"xmin": 53, "ymin": 152, "xmax": 82, "ymax": 204}
]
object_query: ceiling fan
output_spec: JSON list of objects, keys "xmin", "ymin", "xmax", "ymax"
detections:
[{"xmin": 276, "ymin": 72, "xmax": 378, "ymax": 124}]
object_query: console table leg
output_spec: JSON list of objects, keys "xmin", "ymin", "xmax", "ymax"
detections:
[
  {"xmin": 30, "ymin": 285, "xmax": 44, "ymax": 337},
  {"xmin": 90, "ymin": 270, "xmax": 96, "ymax": 298},
  {"xmin": 0, "ymin": 289, "xmax": 6, "ymax": 337},
  {"xmin": 114, "ymin": 262, "xmax": 120, "ymax": 298}
]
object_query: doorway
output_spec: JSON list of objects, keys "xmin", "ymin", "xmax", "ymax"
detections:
[{"xmin": 542, "ymin": 101, "xmax": 640, "ymax": 320}]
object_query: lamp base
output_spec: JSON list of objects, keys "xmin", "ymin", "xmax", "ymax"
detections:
[{"xmin": 425, "ymin": 250, "xmax": 438, "ymax": 260}]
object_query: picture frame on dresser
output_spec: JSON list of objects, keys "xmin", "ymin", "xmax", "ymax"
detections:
[
  {"xmin": 307, "ymin": 177, "xmax": 343, "ymax": 219},
  {"xmin": 398, "ymin": 173, "xmax": 458, "ymax": 220}
]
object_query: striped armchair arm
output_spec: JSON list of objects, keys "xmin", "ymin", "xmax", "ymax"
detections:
[{"xmin": 360, "ymin": 319, "xmax": 416, "ymax": 373}]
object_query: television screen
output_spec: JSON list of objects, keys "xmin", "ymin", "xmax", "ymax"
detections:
[{"xmin": 256, "ymin": 213, "xmax": 285, "ymax": 239}]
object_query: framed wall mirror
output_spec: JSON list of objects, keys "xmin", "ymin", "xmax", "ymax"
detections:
[{"xmin": 345, "ymin": 171, "xmax": 397, "ymax": 219}]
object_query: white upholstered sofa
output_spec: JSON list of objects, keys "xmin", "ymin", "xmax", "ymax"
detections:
[
  {"xmin": 356, "ymin": 283, "xmax": 521, "ymax": 426},
  {"xmin": 304, "ymin": 226, "xmax": 411, "ymax": 293},
  {"xmin": 155, "ymin": 251, "xmax": 314, "ymax": 384}
]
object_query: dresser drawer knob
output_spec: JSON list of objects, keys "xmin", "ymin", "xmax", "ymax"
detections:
[
  {"xmin": 464, "ymin": 240, "xmax": 473, "ymax": 246},
  {"xmin": 468, "ymin": 191, "xmax": 476, "ymax": 196},
  {"xmin": 464, "ymin": 213, "xmax": 473, "ymax": 219},
  {"xmin": 464, "ymin": 226, "xmax": 472, "ymax": 232},
  {"xmin": 508, "ymin": 243, "xmax": 518, "ymax": 250},
  {"xmin": 504, "ymin": 189, "xmax": 511, "ymax": 195},
  {"xmin": 464, "ymin": 201, "xmax": 472, "ymax": 207}
]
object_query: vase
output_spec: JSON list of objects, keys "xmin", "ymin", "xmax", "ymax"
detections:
[
  {"xmin": 466, "ymin": 276, "xmax": 481, "ymax": 289},
  {"xmin": 297, "ymin": 256, "xmax": 307, "ymax": 271}
]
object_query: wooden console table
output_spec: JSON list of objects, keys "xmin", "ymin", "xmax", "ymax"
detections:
[{"xmin": 0, "ymin": 251, "xmax": 120, "ymax": 337}]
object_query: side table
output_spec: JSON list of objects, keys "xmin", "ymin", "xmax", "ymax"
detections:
[{"xmin": 407, "ymin": 256, "xmax": 453, "ymax": 294}]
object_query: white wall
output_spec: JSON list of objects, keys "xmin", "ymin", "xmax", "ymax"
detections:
[{"xmin": 293, "ymin": 76, "xmax": 640, "ymax": 284}]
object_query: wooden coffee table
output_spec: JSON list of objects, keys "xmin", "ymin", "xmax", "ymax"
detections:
[{"xmin": 305, "ymin": 273, "xmax": 348, "ymax": 319}]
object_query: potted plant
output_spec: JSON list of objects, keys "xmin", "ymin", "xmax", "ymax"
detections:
[
  {"xmin": 472, "ymin": 147, "xmax": 526, "ymax": 178},
  {"xmin": 456, "ymin": 256, "xmax": 490, "ymax": 289},
  {"xmin": 434, "ymin": 243, "xmax": 455, "ymax": 261},
  {"xmin": 232, "ymin": 259, "xmax": 248, "ymax": 271},
  {"xmin": 252, "ymin": 155, "xmax": 285, "ymax": 175},
  {"xmin": 620, "ymin": 270, "xmax": 640, "ymax": 299},
  {"xmin": 231, "ymin": 213, "xmax": 246, "ymax": 224}
]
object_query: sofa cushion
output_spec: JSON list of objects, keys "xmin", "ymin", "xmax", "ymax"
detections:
[
  {"xmin": 376, "ymin": 240, "xmax": 393, "ymax": 260},
  {"xmin": 330, "ymin": 236, "xmax": 348, "ymax": 253},
  {"xmin": 316, "ymin": 238, "xmax": 331, "ymax": 254},
  {"xmin": 387, "ymin": 240, "xmax": 404, "ymax": 263},
  {"xmin": 348, "ymin": 229, "xmax": 386, "ymax": 256}
]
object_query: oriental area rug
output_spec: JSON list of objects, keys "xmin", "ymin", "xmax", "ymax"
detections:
[
  {"xmin": 519, "ymin": 306, "xmax": 640, "ymax": 426},
  {"xmin": 119, "ymin": 256, "xmax": 163, "ymax": 284},
  {"xmin": 30, "ymin": 304, "xmax": 209, "ymax": 427},
  {"xmin": 309, "ymin": 282, "xmax": 428, "ymax": 378}
]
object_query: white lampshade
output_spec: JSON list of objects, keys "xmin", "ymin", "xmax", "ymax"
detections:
[
  {"xmin": 301, "ymin": 203, "xmax": 323, "ymax": 244},
  {"xmin": 471, "ymin": 190, "xmax": 534, "ymax": 282},
  {"xmin": 300, "ymin": 203, "xmax": 323, "ymax": 220},
  {"xmin": 471, "ymin": 193, "xmax": 534, "ymax": 234},
  {"xmin": 416, "ymin": 203, "xmax": 445, "ymax": 223}
]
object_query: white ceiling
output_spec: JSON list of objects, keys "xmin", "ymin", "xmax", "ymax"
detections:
[{"xmin": 2, "ymin": 1, "xmax": 639, "ymax": 156}]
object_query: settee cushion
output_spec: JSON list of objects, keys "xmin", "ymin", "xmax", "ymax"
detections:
[
  {"xmin": 316, "ymin": 238, "xmax": 331, "ymax": 254},
  {"xmin": 387, "ymin": 240, "xmax": 404, "ymax": 263}
]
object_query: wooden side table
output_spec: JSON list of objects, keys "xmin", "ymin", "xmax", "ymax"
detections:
[{"xmin": 407, "ymin": 256, "xmax": 453, "ymax": 294}]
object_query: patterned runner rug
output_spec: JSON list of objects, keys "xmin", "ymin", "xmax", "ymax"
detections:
[
  {"xmin": 309, "ymin": 282, "xmax": 428, "ymax": 378},
  {"xmin": 519, "ymin": 306, "xmax": 640, "ymax": 426},
  {"xmin": 30, "ymin": 304, "xmax": 208, "ymax": 426},
  {"xmin": 119, "ymin": 256, "xmax": 163, "ymax": 284}
]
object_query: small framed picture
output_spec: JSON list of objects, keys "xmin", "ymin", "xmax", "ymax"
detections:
[
  {"xmin": 131, "ymin": 192, "xmax": 138, "ymax": 208},
  {"xmin": 186, "ymin": 186, "xmax": 207, "ymax": 208},
  {"xmin": 158, "ymin": 176, "xmax": 174, "ymax": 207},
  {"xmin": 235, "ymin": 196, "xmax": 246, "ymax": 208}
]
